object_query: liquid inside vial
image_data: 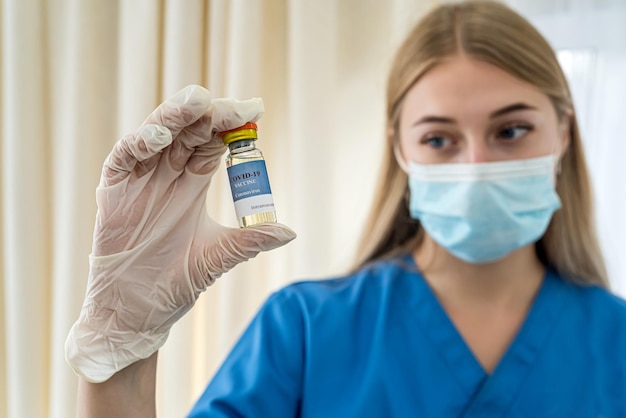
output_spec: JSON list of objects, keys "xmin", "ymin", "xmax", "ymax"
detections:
[{"xmin": 227, "ymin": 150, "xmax": 277, "ymax": 227}]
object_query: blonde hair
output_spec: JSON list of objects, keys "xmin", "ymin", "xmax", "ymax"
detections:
[{"xmin": 353, "ymin": 0, "xmax": 609, "ymax": 287}]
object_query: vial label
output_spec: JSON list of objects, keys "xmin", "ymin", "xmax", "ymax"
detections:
[{"xmin": 227, "ymin": 160, "xmax": 275, "ymax": 219}]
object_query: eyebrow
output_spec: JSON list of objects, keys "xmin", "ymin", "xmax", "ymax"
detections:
[
  {"xmin": 412, "ymin": 102, "xmax": 538, "ymax": 126},
  {"xmin": 489, "ymin": 102, "xmax": 538, "ymax": 118}
]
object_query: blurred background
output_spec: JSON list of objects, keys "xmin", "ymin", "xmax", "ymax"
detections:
[{"xmin": 1, "ymin": 0, "xmax": 625, "ymax": 416}]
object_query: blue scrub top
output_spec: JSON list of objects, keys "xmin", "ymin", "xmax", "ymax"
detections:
[{"xmin": 188, "ymin": 254, "xmax": 626, "ymax": 417}]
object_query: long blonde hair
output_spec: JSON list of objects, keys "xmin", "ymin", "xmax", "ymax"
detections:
[{"xmin": 353, "ymin": 0, "xmax": 609, "ymax": 287}]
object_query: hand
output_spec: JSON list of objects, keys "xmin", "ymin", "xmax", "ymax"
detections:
[{"xmin": 65, "ymin": 85, "xmax": 296, "ymax": 383}]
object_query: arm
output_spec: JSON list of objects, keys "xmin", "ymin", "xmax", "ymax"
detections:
[
  {"xmin": 77, "ymin": 353, "xmax": 158, "ymax": 418},
  {"xmin": 66, "ymin": 86, "xmax": 296, "ymax": 415},
  {"xmin": 76, "ymin": 289, "xmax": 305, "ymax": 418}
]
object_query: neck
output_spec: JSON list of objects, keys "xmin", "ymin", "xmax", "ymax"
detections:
[{"xmin": 414, "ymin": 236, "xmax": 546, "ymax": 309}]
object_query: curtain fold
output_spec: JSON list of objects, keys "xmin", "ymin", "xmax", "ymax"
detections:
[
  {"xmin": 0, "ymin": 0, "xmax": 6, "ymax": 414},
  {"xmin": 1, "ymin": 1, "xmax": 624, "ymax": 417},
  {"xmin": 48, "ymin": 2, "xmax": 120, "ymax": 416},
  {"xmin": 3, "ymin": 0, "xmax": 51, "ymax": 417},
  {"xmin": 521, "ymin": 0, "xmax": 626, "ymax": 294}
]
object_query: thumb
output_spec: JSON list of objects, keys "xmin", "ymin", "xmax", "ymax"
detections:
[
  {"xmin": 233, "ymin": 223, "xmax": 297, "ymax": 252},
  {"xmin": 196, "ymin": 223, "xmax": 296, "ymax": 289}
]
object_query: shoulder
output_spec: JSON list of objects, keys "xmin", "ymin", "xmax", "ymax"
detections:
[
  {"xmin": 554, "ymin": 270, "xmax": 626, "ymax": 325},
  {"xmin": 580, "ymin": 284, "xmax": 626, "ymax": 318}
]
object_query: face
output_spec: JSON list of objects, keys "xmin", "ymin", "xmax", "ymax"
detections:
[{"xmin": 398, "ymin": 55, "xmax": 569, "ymax": 165}]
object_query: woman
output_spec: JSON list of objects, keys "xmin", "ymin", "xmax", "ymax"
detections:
[{"xmin": 68, "ymin": 1, "xmax": 626, "ymax": 416}]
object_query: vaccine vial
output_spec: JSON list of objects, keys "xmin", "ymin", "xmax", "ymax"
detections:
[{"xmin": 220, "ymin": 122, "xmax": 277, "ymax": 227}]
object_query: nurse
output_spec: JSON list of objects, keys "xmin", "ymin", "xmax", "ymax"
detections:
[{"xmin": 68, "ymin": 1, "xmax": 626, "ymax": 417}]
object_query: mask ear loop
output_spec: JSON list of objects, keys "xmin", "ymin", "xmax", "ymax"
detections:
[
  {"xmin": 391, "ymin": 143, "xmax": 413, "ymax": 209},
  {"xmin": 550, "ymin": 135, "xmax": 563, "ymax": 177},
  {"xmin": 555, "ymin": 111, "xmax": 574, "ymax": 177},
  {"xmin": 550, "ymin": 146, "xmax": 562, "ymax": 186}
]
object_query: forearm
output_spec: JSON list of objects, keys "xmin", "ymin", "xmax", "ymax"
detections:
[{"xmin": 76, "ymin": 352, "xmax": 158, "ymax": 418}]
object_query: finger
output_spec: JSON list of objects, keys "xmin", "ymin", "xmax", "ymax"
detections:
[
  {"xmin": 143, "ymin": 85, "xmax": 212, "ymax": 139},
  {"xmin": 210, "ymin": 97, "xmax": 265, "ymax": 133},
  {"xmin": 101, "ymin": 124, "xmax": 172, "ymax": 186},
  {"xmin": 166, "ymin": 113, "xmax": 216, "ymax": 171},
  {"xmin": 185, "ymin": 141, "xmax": 226, "ymax": 175},
  {"xmin": 175, "ymin": 97, "xmax": 264, "ymax": 151},
  {"xmin": 169, "ymin": 97, "xmax": 265, "ymax": 174}
]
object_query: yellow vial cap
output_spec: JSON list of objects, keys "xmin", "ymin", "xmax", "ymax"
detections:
[{"xmin": 220, "ymin": 122, "xmax": 258, "ymax": 145}]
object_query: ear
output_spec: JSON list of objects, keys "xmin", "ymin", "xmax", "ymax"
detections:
[{"xmin": 388, "ymin": 126, "xmax": 402, "ymax": 156}]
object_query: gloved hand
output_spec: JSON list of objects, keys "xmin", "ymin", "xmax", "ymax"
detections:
[{"xmin": 65, "ymin": 85, "xmax": 296, "ymax": 383}]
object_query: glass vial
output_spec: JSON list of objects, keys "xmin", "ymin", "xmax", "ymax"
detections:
[{"xmin": 220, "ymin": 122, "xmax": 277, "ymax": 227}]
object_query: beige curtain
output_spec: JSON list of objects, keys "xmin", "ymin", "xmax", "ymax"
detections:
[{"xmin": 1, "ymin": 0, "xmax": 437, "ymax": 416}]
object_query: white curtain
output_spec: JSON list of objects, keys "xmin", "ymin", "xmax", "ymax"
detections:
[
  {"xmin": 1, "ymin": 0, "xmax": 624, "ymax": 417},
  {"xmin": 507, "ymin": 0, "xmax": 626, "ymax": 296}
]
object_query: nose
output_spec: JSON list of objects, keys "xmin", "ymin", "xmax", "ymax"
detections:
[{"xmin": 462, "ymin": 138, "xmax": 494, "ymax": 163}]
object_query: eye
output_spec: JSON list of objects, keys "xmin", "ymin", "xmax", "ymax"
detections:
[
  {"xmin": 421, "ymin": 135, "xmax": 452, "ymax": 149},
  {"xmin": 497, "ymin": 124, "xmax": 533, "ymax": 141}
]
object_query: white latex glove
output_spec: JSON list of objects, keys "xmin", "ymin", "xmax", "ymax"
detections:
[{"xmin": 65, "ymin": 85, "xmax": 296, "ymax": 383}]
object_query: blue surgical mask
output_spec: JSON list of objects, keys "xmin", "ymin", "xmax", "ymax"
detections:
[{"xmin": 400, "ymin": 155, "xmax": 562, "ymax": 264}]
